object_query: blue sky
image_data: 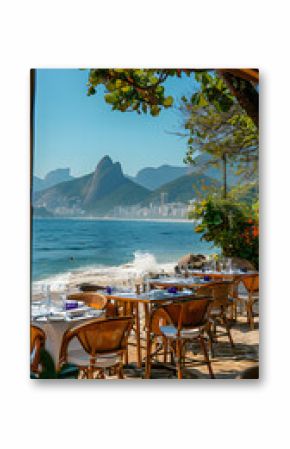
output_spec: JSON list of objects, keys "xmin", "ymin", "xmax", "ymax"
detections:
[{"xmin": 34, "ymin": 69, "xmax": 198, "ymax": 178}]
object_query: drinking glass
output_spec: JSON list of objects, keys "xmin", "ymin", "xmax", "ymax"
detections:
[
  {"xmin": 226, "ymin": 258, "xmax": 233, "ymax": 273},
  {"xmin": 219, "ymin": 258, "xmax": 225, "ymax": 273},
  {"xmin": 143, "ymin": 274, "xmax": 150, "ymax": 293},
  {"xmin": 60, "ymin": 294, "xmax": 66, "ymax": 311},
  {"xmin": 41, "ymin": 284, "xmax": 51, "ymax": 314},
  {"xmin": 128, "ymin": 273, "xmax": 136, "ymax": 291}
]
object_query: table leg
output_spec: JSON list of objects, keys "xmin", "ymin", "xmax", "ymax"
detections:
[
  {"xmin": 135, "ymin": 302, "xmax": 142, "ymax": 368},
  {"xmin": 124, "ymin": 301, "xmax": 129, "ymax": 365},
  {"xmin": 144, "ymin": 303, "xmax": 152, "ymax": 379}
]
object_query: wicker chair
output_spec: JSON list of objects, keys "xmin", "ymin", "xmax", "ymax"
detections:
[
  {"xmin": 68, "ymin": 292, "xmax": 116, "ymax": 317},
  {"xmin": 238, "ymin": 274, "xmax": 259, "ymax": 330},
  {"xmin": 196, "ymin": 282, "xmax": 235, "ymax": 358},
  {"xmin": 30, "ymin": 325, "xmax": 46, "ymax": 374},
  {"xmin": 150, "ymin": 297, "xmax": 214, "ymax": 379},
  {"xmin": 59, "ymin": 317, "xmax": 133, "ymax": 379}
]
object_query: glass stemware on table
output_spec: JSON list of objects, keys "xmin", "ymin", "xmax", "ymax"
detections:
[
  {"xmin": 31, "ymin": 283, "xmax": 101, "ymax": 322},
  {"xmin": 127, "ymin": 271, "xmax": 150, "ymax": 294}
]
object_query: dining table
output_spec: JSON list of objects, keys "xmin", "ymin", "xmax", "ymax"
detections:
[
  {"xmin": 185, "ymin": 271, "xmax": 258, "ymax": 300},
  {"xmin": 31, "ymin": 302, "xmax": 105, "ymax": 369},
  {"xmin": 150, "ymin": 270, "xmax": 258, "ymax": 290},
  {"xmin": 186, "ymin": 269, "xmax": 258, "ymax": 279},
  {"xmin": 148, "ymin": 275, "xmax": 232, "ymax": 290},
  {"xmin": 103, "ymin": 289, "xmax": 201, "ymax": 378},
  {"xmin": 148, "ymin": 271, "xmax": 258, "ymax": 322}
]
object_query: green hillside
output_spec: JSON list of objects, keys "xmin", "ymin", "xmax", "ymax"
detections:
[
  {"xmin": 33, "ymin": 157, "xmax": 150, "ymax": 215},
  {"xmin": 143, "ymin": 172, "xmax": 220, "ymax": 205},
  {"xmin": 33, "ymin": 156, "xmax": 221, "ymax": 217},
  {"xmin": 84, "ymin": 179, "xmax": 150, "ymax": 213}
]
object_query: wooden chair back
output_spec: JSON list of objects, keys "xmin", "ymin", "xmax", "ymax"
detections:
[
  {"xmin": 151, "ymin": 307, "xmax": 173, "ymax": 336},
  {"xmin": 68, "ymin": 292, "xmax": 117, "ymax": 317},
  {"xmin": 242, "ymin": 274, "xmax": 259, "ymax": 294},
  {"xmin": 154, "ymin": 297, "xmax": 211, "ymax": 333},
  {"xmin": 68, "ymin": 292, "xmax": 107, "ymax": 309},
  {"xmin": 59, "ymin": 317, "xmax": 133, "ymax": 364},
  {"xmin": 197, "ymin": 282, "xmax": 232, "ymax": 309},
  {"xmin": 30, "ymin": 325, "xmax": 45, "ymax": 373}
]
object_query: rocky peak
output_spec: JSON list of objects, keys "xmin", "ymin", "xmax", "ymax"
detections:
[
  {"xmin": 83, "ymin": 156, "xmax": 125, "ymax": 207},
  {"xmin": 95, "ymin": 155, "xmax": 113, "ymax": 174}
]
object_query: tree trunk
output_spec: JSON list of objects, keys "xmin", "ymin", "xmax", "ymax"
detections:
[
  {"xmin": 218, "ymin": 71, "xmax": 259, "ymax": 128},
  {"xmin": 222, "ymin": 153, "xmax": 227, "ymax": 199}
]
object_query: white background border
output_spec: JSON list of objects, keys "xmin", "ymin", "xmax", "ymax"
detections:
[{"xmin": 0, "ymin": 1, "xmax": 289, "ymax": 448}]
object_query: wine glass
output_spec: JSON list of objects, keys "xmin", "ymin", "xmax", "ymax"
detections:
[
  {"xmin": 226, "ymin": 258, "xmax": 233, "ymax": 273},
  {"xmin": 143, "ymin": 272, "xmax": 151, "ymax": 293},
  {"xmin": 128, "ymin": 272, "xmax": 136, "ymax": 291},
  {"xmin": 40, "ymin": 284, "xmax": 51, "ymax": 314}
]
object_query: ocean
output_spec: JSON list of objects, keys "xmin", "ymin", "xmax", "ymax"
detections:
[{"xmin": 32, "ymin": 218, "xmax": 216, "ymax": 288}]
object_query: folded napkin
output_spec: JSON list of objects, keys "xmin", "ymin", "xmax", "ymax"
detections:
[
  {"xmin": 167, "ymin": 287, "xmax": 178, "ymax": 294},
  {"xmin": 65, "ymin": 300, "xmax": 78, "ymax": 310}
]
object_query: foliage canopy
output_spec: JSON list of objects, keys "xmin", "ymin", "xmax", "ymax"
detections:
[{"xmin": 86, "ymin": 69, "xmax": 258, "ymax": 126}]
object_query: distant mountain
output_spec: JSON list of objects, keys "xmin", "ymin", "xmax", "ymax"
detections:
[
  {"xmin": 128, "ymin": 157, "xmax": 240, "ymax": 192},
  {"xmin": 33, "ymin": 207, "xmax": 54, "ymax": 218},
  {"xmin": 142, "ymin": 172, "xmax": 220, "ymax": 205},
  {"xmin": 33, "ymin": 176, "xmax": 45, "ymax": 192},
  {"xmin": 33, "ymin": 156, "xmax": 150, "ymax": 215},
  {"xmin": 33, "ymin": 168, "xmax": 74, "ymax": 192},
  {"xmin": 129, "ymin": 165, "xmax": 193, "ymax": 190}
]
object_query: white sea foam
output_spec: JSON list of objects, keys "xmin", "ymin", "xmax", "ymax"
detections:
[{"xmin": 32, "ymin": 251, "xmax": 176, "ymax": 297}]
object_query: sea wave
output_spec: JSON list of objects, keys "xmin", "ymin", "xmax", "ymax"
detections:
[{"xmin": 32, "ymin": 251, "xmax": 175, "ymax": 295}]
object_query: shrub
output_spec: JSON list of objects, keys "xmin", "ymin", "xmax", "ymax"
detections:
[{"xmin": 190, "ymin": 197, "xmax": 259, "ymax": 268}]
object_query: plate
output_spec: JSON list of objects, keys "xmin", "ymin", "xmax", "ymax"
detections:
[
  {"xmin": 48, "ymin": 315, "xmax": 65, "ymax": 322},
  {"xmin": 33, "ymin": 316, "xmax": 48, "ymax": 322},
  {"xmin": 66, "ymin": 314, "xmax": 93, "ymax": 321}
]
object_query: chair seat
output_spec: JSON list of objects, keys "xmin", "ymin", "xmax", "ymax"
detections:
[
  {"xmin": 238, "ymin": 294, "xmax": 259, "ymax": 302},
  {"xmin": 67, "ymin": 349, "xmax": 121, "ymax": 368},
  {"xmin": 160, "ymin": 325, "xmax": 201, "ymax": 339}
]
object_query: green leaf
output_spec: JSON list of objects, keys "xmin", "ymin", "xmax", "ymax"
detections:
[
  {"xmin": 198, "ymin": 94, "xmax": 208, "ymax": 107},
  {"xmin": 121, "ymin": 86, "xmax": 131, "ymax": 93},
  {"xmin": 150, "ymin": 76, "xmax": 158, "ymax": 84},
  {"xmin": 150, "ymin": 105, "xmax": 160, "ymax": 116},
  {"xmin": 87, "ymin": 86, "xmax": 96, "ymax": 96},
  {"xmin": 105, "ymin": 93, "xmax": 117, "ymax": 104},
  {"xmin": 163, "ymin": 96, "xmax": 173, "ymax": 107}
]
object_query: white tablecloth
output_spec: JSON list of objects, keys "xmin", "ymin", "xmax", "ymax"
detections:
[{"xmin": 32, "ymin": 312, "xmax": 104, "ymax": 368}]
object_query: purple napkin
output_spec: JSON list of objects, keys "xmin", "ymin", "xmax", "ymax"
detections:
[
  {"xmin": 167, "ymin": 287, "xmax": 177, "ymax": 294},
  {"xmin": 106, "ymin": 286, "xmax": 112, "ymax": 294},
  {"xmin": 65, "ymin": 300, "xmax": 78, "ymax": 310},
  {"xmin": 204, "ymin": 276, "xmax": 211, "ymax": 282}
]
